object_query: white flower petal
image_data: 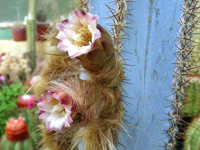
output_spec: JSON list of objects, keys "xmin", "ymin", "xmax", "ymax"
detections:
[
  {"xmin": 62, "ymin": 39, "xmax": 73, "ymax": 45},
  {"xmin": 88, "ymin": 25, "xmax": 95, "ymax": 34},
  {"xmin": 80, "ymin": 45, "xmax": 92, "ymax": 54},
  {"xmin": 67, "ymin": 45, "xmax": 81, "ymax": 57},
  {"xmin": 68, "ymin": 15, "xmax": 81, "ymax": 29},
  {"xmin": 57, "ymin": 42, "xmax": 68, "ymax": 51}
]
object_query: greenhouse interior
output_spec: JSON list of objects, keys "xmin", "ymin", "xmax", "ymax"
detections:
[{"xmin": 0, "ymin": 0, "xmax": 200, "ymax": 150}]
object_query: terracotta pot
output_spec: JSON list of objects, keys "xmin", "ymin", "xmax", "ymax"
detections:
[
  {"xmin": 11, "ymin": 28, "xmax": 26, "ymax": 41},
  {"xmin": 5, "ymin": 119, "xmax": 29, "ymax": 142},
  {"xmin": 36, "ymin": 24, "xmax": 49, "ymax": 41}
]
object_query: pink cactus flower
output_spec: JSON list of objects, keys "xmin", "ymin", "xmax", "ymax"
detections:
[
  {"xmin": 55, "ymin": 10, "xmax": 114, "ymax": 72},
  {"xmin": 56, "ymin": 9, "xmax": 101, "ymax": 58},
  {"xmin": 37, "ymin": 92, "xmax": 73, "ymax": 132},
  {"xmin": 17, "ymin": 95, "xmax": 38, "ymax": 108}
]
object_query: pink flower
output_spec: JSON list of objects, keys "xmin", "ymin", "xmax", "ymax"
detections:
[
  {"xmin": 56, "ymin": 9, "xmax": 101, "ymax": 58},
  {"xmin": 0, "ymin": 75, "xmax": 5, "ymax": 82},
  {"xmin": 37, "ymin": 92, "xmax": 73, "ymax": 132},
  {"xmin": 0, "ymin": 53, "xmax": 5, "ymax": 61},
  {"xmin": 17, "ymin": 95, "xmax": 37, "ymax": 108},
  {"xmin": 28, "ymin": 101, "xmax": 36, "ymax": 108},
  {"xmin": 29, "ymin": 76, "xmax": 40, "ymax": 86}
]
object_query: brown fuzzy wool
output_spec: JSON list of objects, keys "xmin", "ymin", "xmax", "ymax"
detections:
[{"xmin": 34, "ymin": 21, "xmax": 124, "ymax": 150}]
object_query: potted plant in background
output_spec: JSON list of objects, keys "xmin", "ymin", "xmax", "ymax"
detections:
[
  {"xmin": 11, "ymin": 23, "xmax": 26, "ymax": 41},
  {"xmin": 36, "ymin": 10, "xmax": 49, "ymax": 41}
]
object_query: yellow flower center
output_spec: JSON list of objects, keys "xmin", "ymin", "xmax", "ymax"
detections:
[
  {"xmin": 74, "ymin": 26, "xmax": 92, "ymax": 47},
  {"xmin": 61, "ymin": 109, "xmax": 66, "ymax": 116}
]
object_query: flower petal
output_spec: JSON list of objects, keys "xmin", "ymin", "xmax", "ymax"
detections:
[
  {"xmin": 74, "ymin": 9, "xmax": 86, "ymax": 18},
  {"xmin": 67, "ymin": 45, "xmax": 82, "ymax": 58},
  {"xmin": 57, "ymin": 42, "xmax": 68, "ymax": 51},
  {"xmin": 56, "ymin": 22, "xmax": 64, "ymax": 31},
  {"xmin": 56, "ymin": 31, "xmax": 68, "ymax": 41}
]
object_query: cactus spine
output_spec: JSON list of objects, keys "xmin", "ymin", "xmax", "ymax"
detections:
[
  {"xmin": 90, "ymin": 0, "xmax": 197, "ymax": 149},
  {"xmin": 169, "ymin": 0, "xmax": 200, "ymax": 149}
]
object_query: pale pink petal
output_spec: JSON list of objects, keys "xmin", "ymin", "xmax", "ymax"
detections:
[
  {"xmin": 56, "ymin": 22, "xmax": 64, "ymax": 31},
  {"xmin": 85, "ymin": 13, "xmax": 94, "ymax": 24},
  {"xmin": 80, "ymin": 17, "xmax": 89, "ymax": 26},
  {"xmin": 67, "ymin": 45, "xmax": 81, "ymax": 57},
  {"xmin": 63, "ymin": 28, "xmax": 74, "ymax": 39},
  {"xmin": 80, "ymin": 13, "xmax": 93, "ymax": 26},
  {"xmin": 39, "ymin": 112, "xmax": 50, "ymax": 120},
  {"xmin": 57, "ymin": 42, "xmax": 68, "ymax": 51},
  {"xmin": 92, "ymin": 30, "xmax": 101, "ymax": 42},
  {"xmin": 37, "ymin": 100, "xmax": 54, "ymax": 112},
  {"xmin": 56, "ymin": 31, "xmax": 68, "ymax": 41},
  {"xmin": 87, "ymin": 14, "xmax": 98, "ymax": 29},
  {"xmin": 30, "ymin": 76, "xmax": 40, "ymax": 85},
  {"xmin": 80, "ymin": 45, "xmax": 92, "ymax": 54},
  {"xmin": 65, "ymin": 116, "xmax": 73, "ymax": 127},
  {"xmin": 68, "ymin": 14, "xmax": 81, "ymax": 27}
]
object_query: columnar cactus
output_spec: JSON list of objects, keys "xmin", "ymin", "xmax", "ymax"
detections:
[{"xmin": 90, "ymin": 0, "xmax": 199, "ymax": 149}]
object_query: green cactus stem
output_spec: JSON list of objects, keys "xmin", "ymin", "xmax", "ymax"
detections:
[
  {"xmin": 182, "ymin": 79, "xmax": 200, "ymax": 117},
  {"xmin": 1, "ymin": 135, "xmax": 36, "ymax": 150},
  {"xmin": 184, "ymin": 114, "xmax": 200, "ymax": 150},
  {"xmin": 26, "ymin": 0, "xmax": 36, "ymax": 72}
]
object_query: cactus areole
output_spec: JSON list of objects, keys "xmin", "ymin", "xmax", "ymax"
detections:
[{"xmin": 5, "ymin": 119, "xmax": 29, "ymax": 142}]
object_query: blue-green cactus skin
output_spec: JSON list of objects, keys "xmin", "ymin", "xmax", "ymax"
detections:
[{"xmin": 89, "ymin": 0, "xmax": 182, "ymax": 149}]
